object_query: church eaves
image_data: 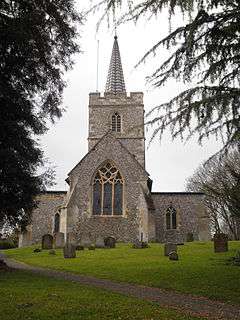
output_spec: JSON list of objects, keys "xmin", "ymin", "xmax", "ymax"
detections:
[{"xmin": 105, "ymin": 36, "xmax": 126, "ymax": 94}]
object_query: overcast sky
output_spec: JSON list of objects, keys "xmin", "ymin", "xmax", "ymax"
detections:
[{"xmin": 40, "ymin": 2, "xmax": 223, "ymax": 192}]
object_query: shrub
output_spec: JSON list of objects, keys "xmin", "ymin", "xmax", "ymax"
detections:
[
  {"xmin": 76, "ymin": 245, "xmax": 84, "ymax": 251},
  {"xmin": 0, "ymin": 240, "xmax": 16, "ymax": 250},
  {"xmin": 132, "ymin": 241, "xmax": 149, "ymax": 249},
  {"xmin": 88, "ymin": 244, "xmax": 95, "ymax": 250},
  {"xmin": 49, "ymin": 249, "xmax": 56, "ymax": 255},
  {"xmin": 33, "ymin": 248, "xmax": 41, "ymax": 253}
]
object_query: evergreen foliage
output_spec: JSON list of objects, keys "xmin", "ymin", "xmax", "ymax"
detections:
[
  {"xmin": 0, "ymin": 0, "xmax": 81, "ymax": 228},
  {"xmin": 94, "ymin": 0, "xmax": 240, "ymax": 151}
]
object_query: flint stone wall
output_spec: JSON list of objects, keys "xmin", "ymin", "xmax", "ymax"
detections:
[
  {"xmin": 88, "ymin": 92, "xmax": 145, "ymax": 167},
  {"xmin": 66, "ymin": 133, "xmax": 149, "ymax": 244},
  {"xmin": 28, "ymin": 192, "xmax": 66, "ymax": 245},
  {"xmin": 150, "ymin": 192, "xmax": 211, "ymax": 243}
]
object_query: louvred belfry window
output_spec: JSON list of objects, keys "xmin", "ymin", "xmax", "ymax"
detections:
[
  {"xmin": 93, "ymin": 163, "xmax": 123, "ymax": 216},
  {"xmin": 166, "ymin": 206, "xmax": 177, "ymax": 230},
  {"xmin": 112, "ymin": 113, "xmax": 121, "ymax": 132}
]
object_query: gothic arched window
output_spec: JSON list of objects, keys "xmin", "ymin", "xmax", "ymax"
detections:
[
  {"xmin": 93, "ymin": 163, "xmax": 123, "ymax": 216},
  {"xmin": 54, "ymin": 212, "xmax": 60, "ymax": 233},
  {"xmin": 166, "ymin": 206, "xmax": 177, "ymax": 230},
  {"xmin": 111, "ymin": 112, "xmax": 121, "ymax": 132}
]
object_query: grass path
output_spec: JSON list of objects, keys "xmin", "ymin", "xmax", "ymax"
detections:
[
  {"xmin": 2, "ymin": 256, "xmax": 240, "ymax": 320},
  {"xmin": 0, "ymin": 269, "xmax": 206, "ymax": 320},
  {"xmin": 5, "ymin": 242, "xmax": 240, "ymax": 304}
]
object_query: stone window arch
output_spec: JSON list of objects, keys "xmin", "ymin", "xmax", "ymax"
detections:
[
  {"xmin": 166, "ymin": 206, "xmax": 177, "ymax": 230},
  {"xmin": 111, "ymin": 112, "xmax": 121, "ymax": 132},
  {"xmin": 93, "ymin": 162, "xmax": 123, "ymax": 216},
  {"xmin": 54, "ymin": 212, "xmax": 60, "ymax": 233}
]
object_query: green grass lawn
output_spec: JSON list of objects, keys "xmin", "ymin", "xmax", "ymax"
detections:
[
  {"xmin": 4, "ymin": 241, "xmax": 240, "ymax": 305},
  {"xmin": 0, "ymin": 270, "xmax": 204, "ymax": 320}
]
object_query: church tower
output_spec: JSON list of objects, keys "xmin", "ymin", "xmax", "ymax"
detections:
[{"xmin": 88, "ymin": 36, "xmax": 145, "ymax": 168}]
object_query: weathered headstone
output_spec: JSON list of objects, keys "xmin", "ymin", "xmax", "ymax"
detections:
[
  {"xmin": 95, "ymin": 237, "xmax": 105, "ymax": 248},
  {"xmin": 104, "ymin": 236, "xmax": 116, "ymax": 248},
  {"xmin": 42, "ymin": 234, "xmax": 53, "ymax": 250},
  {"xmin": 214, "ymin": 233, "xmax": 228, "ymax": 253},
  {"xmin": 164, "ymin": 243, "xmax": 177, "ymax": 256},
  {"xmin": 186, "ymin": 233, "xmax": 194, "ymax": 242},
  {"xmin": 169, "ymin": 251, "xmax": 179, "ymax": 261},
  {"xmin": 63, "ymin": 243, "xmax": 76, "ymax": 258},
  {"xmin": 54, "ymin": 232, "xmax": 65, "ymax": 248},
  {"xmin": 66, "ymin": 232, "xmax": 77, "ymax": 245}
]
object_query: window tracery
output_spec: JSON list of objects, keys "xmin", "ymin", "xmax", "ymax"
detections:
[
  {"xmin": 111, "ymin": 112, "xmax": 121, "ymax": 132},
  {"xmin": 93, "ymin": 163, "xmax": 123, "ymax": 216},
  {"xmin": 166, "ymin": 206, "xmax": 177, "ymax": 230}
]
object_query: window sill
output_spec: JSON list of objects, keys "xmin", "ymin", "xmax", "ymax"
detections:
[{"xmin": 91, "ymin": 214, "xmax": 125, "ymax": 218}]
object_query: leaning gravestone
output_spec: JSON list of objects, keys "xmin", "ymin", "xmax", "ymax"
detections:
[
  {"xmin": 63, "ymin": 243, "xmax": 76, "ymax": 258},
  {"xmin": 54, "ymin": 232, "xmax": 65, "ymax": 249},
  {"xmin": 95, "ymin": 237, "xmax": 105, "ymax": 248},
  {"xmin": 42, "ymin": 234, "xmax": 53, "ymax": 250},
  {"xmin": 164, "ymin": 243, "xmax": 177, "ymax": 256},
  {"xmin": 104, "ymin": 236, "xmax": 116, "ymax": 248},
  {"xmin": 214, "ymin": 233, "xmax": 228, "ymax": 253}
]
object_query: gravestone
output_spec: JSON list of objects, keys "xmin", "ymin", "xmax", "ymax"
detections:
[
  {"xmin": 186, "ymin": 233, "xmax": 194, "ymax": 242},
  {"xmin": 63, "ymin": 243, "xmax": 76, "ymax": 258},
  {"xmin": 164, "ymin": 243, "xmax": 177, "ymax": 256},
  {"xmin": 104, "ymin": 236, "xmax": 116, "ymax": 248},
  {"xmin": 214, "ymin": 233, "xmax": 228, "ymax": 253},
  {"xmin": 169, "ymin": 251, "xmax": 179, "ymax": 261},
  {"xmin": 95, "ymin": 237, "xmax": 105, "ymax": 248},
  {"xmin": 42, "ymin": 234, "xmax": 53, "ymax": 250},
  {"xmin": 66, "ymin": 232, "xmax": 77, "ymax": 245},
  {"xmin": 54, "ymin": 232, "xmax": 65, "ymax": 248}
]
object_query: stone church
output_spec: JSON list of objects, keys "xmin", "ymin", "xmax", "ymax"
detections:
[{"xmin": 19, "ymin": 36, "xmax": 210, "ymax": 247}]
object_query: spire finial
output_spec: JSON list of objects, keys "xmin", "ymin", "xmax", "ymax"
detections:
[{"xmin": 105, "ymin": 35, "xmax": 126, "ymax": 94}]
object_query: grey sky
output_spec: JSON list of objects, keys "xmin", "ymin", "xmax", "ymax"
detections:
[{"xmin": 40, "ymin": 3, "xmax": 223, "ymax": 192}]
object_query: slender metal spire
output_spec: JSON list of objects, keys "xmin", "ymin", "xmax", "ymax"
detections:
[{"xmin": 105, "ymin": 36, "xmax": 126, "ymax": 94}]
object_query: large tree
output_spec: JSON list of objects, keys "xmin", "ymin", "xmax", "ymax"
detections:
[
  {"xmin": 186, "ymin": 150, "xmax": 240, "ymax": 239},
  {"xmin": 92, "ymin": 0, "xmax": 240, "ymax": 151},
  {"xmin": 0, "ymin": 0, "xmax": 81, "ymax": 228}
]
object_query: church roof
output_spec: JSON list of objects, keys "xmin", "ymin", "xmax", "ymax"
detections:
[
  {"xmin": 67, "ymin": 131, "xmax": 149, "ymax": 178},
  {"xmin": 105, "ymin": 36, "xmax": 126, "ymax": 94}
]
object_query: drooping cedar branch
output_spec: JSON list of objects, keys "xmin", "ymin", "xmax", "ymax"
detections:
[{"xmin": 91, "ymin": 0, "xmax": 240, "ymax": 151}]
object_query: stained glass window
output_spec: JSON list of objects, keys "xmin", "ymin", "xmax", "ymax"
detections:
[
  {"xmin": 92, "ymin": 163, "xmax": 123, "ymax": 215},
  {"xmin": 54, "ymin": 213, "xmax": 60, "ymax": 233},
  {"xmin": 166, "ymin": 206, "xmax": 177, "ymax": 230},
  {"xmin": 114, "ymin": 181, "xmax": 123, "ymax": 215},
  {"xmin": 112, "ymin": 113, "xmax": 121, "ymax": 132},
  {"xmin": 93, "ymin": 181, "xmax": 101, "ymax": 215}
]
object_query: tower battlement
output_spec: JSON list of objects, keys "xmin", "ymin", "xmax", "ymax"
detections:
[{"xmin": 89, "ymin": 92, "xmax": 144, "ymax": 106}]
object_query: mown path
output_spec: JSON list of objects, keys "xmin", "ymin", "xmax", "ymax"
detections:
[{"xmin": 1, "ymin": 253, "xmax": 240, "ymax": 320}]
